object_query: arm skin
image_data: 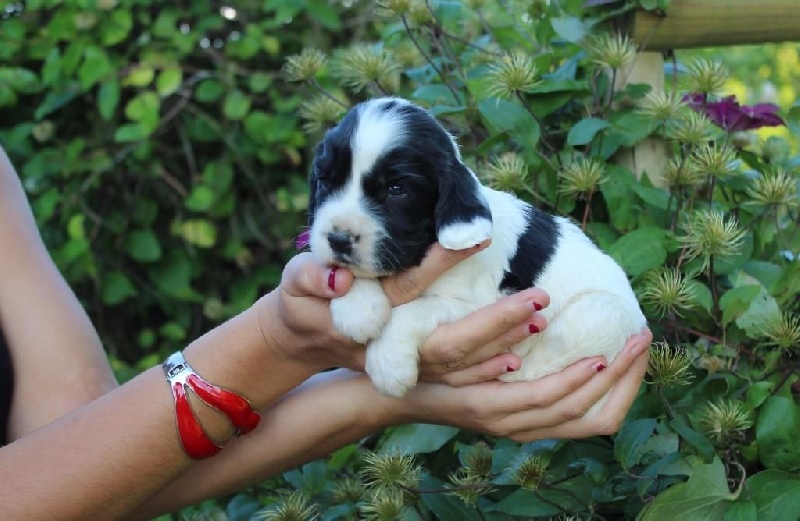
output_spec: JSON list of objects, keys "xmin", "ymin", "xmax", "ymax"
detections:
[
  {"xmin": 0, "ymin": 148, "xmax": 117, "ymax": 439},
  {"xmin": 0, "ymin": 145, "xmax": 651, "ymax": 520},
  {"xmin": 134, "ymin": 331, "xmax": 650, "ymax": 520}
]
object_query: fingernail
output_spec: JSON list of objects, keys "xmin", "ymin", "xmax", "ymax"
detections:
[
  {"xmin": 528, "ymin": 323, "xmax": 540, "ymax": 334},
  {"xmin": 592, "ymin": 362, "xmax": 606, "ymax": 372},
  {"xmin": 533, "ymin": 302, "xmax": 543, "ymax": 311},
  {"xmin": 327, "ymin": 267, "xmax": 338, "ymax": 291},
  {"xmin": 506, "ymin": 365, "xmax": 516, "ymax": 372}
]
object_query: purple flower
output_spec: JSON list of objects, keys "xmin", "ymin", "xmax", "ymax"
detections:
[
  {"xmin": 295, "ymin": 228, "xmax": 310, "ymax": 250},
  {"xmin": 682, "ymin": 93, "xmax": 785, "ymax": 132}
]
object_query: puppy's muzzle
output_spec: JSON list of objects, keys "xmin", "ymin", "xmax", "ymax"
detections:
[{"xmin": 327, "ymin": 230, "xmax": 360, "ymax": 256}]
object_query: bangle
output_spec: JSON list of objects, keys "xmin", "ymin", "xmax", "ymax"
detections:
[{"xmin": 163, "ymin": 351, "xmax": 261, "ymax": 459}]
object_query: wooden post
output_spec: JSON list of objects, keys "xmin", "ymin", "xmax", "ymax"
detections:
[
  {"xmin": 615, "ymin": 0, "xmax": 800, "ymax": 187},
  {"xmin": 613, "ymin": 51, "xmax": 669, "ymax": 188},
  {"xmin": 630, "ymin": 0, "xmax": 800, "ymax": 50}
]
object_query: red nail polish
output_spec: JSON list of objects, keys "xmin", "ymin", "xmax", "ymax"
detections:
[
  {"xmin": 533, "ymin": 302, "xmax": 543, "ymax": 311},
  {"xmin": 327, "ymin": 267, "xmax": 338, "ymax": 291},
  {"xmin": 593, "ymin": 362, "xmax": 606, "ymax": 372},
  {"xmin": 506, "ymin": 365, "xmax": 516, "ymax": 372},
  {"xmin": 528, "ymin": 324, "xmax": 540, "ymax": 334}
]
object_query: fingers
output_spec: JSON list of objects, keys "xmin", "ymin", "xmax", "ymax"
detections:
[
  {"xmin": 420, "ymin": 288, "xmax": 550, "ymax": 374},
  {"xmin": 381, "ymin": 240, "xmax": 490, "ymax": 306},
  {"xmin": 486, "ymin": 356, "xmax": 608, "ymax": 418},
  {"xmin": 280, "ymin": 253, "xmax": 354, "ymax": 299},
  {"xmin": 507, "ymin": 330, "xmax": 652, "ymax": 441},
  {"xmin": 433, "ymin": 352, "xmax": 522, "ymax": 387}
]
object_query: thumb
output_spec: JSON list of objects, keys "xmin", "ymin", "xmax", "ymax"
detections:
[
  {"xmin": 381, "ymin": 240, "xmax": 490, "ymax": 306},
  {"xmin": 281, "ymin": 253, "xmax": 354, "ymax": 299}
]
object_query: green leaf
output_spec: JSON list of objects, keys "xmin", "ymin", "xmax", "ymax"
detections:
[
  {"xmin": 283, "ymin": 461, "xmax": 328, "ymax": 496},
  {"xmin": 35, "ymin": 88, "xmax": 79, "ymax": 120},
  {"xmin": 477, "ymin": 98, "xmax": 540, "ymax": 148},
  {"xmin": 78, "ymin": 47, "xmax": 112, "ymax": 90},
  {"xmin": 122, "ymin": 66, "xmax": 154, "ymax": 87},
  {"xmin": 745, "ymin": 381, "xmax": 773, "ymax": 410},
  {"xmin": 719, "ymin": 285, "xmax": 761, "ymax": 326},
  {"xmin": 607, "ymin": 227, "xmax": 668, "ymax": 276},
  {"xmin": 100, "ymin": 8, "xmax": 133, "ymax": 46},
  {"xmin": 686, "ymin": 279, "xmax": 713, "ymax": 313},
  {"xmin": 640, "ymin": 458, "xmax": 736, "ymax": 520},
  {"xmin": 670, "ymin": 416, "xmax": 716, "ymax": 460},
  {"xmin": 125, "ymin": 229, "xmax": 162, "ymax": 262},
  {"xmin": 102, "ymin": 271, "xmax": 137, "ymax": 305},
  {"xmin": 733, "ymin": 284, "xmax": 781, "ymax": 339},
  {"xmin": 179, "ymin": 219, "xmax": 217, "ymax": 248},
  {"xmin": 156, "ymin": 68, "xmax": 182, "ymax": 96},
  {"xmin": 124, "ymin": 91, "xmax": 160, "ymax": 132},
  {"xmin": 113, "ymin": 123, "xmax": 148, "ymax": 143},
  {"xmin": 418, "ymin": 475, "xmax": 483, "ymax": 521},
  {"xmin": 194, "ymin": 79, "xmax": 225, "ymax": 103},
  {"xmin": 97, "ymin": 80, "xmax": 120, "ymax": 120},
  {"xmin": 159, "ymin": 322, "xmax": 186, "ymax": 341},
  {"xmin": 185, "ymin": 185, "xmax": 217, "ymax": 211},
  {"xmin": 723, "ymin": 499, "xmax": 757, "ymax": 521},
  {"xmin": 147, "ymin": 251, "xmax": 201, "ymax": 301},
  {"xmin": 746, "ymin": 470, "xmax": 800, "ymax": 520},
  {"xmin": 614, "ymin": 418, "xmax": 656, "ymax": 469},
  {"xmin": 567, "ymin": 117, "xmax": 610, "ymax": 146},
  {"xmin": 248, "ymin": 72, "xmax": 273, "ymax": 93},
  {"xmin": 550, "ymin": 16, "xmax": 587, "ymax": 43},
  {"xmin": 600, "ymin": 164, "xmax": 637, "ymax": 230},
  {"xmin": 756, "ymin": 397, "xmax": 800, "ymax": 472},
  {"xmin": 489, "ymin": 489, "xmax": 561, "ymax": 517},
  {"xmin": 381, "ymin": 424, "xmax": 459, "ymax": 454},
  {"xmin": 223, "ymin": 90, "xmax": 251, "ymax": 120},
  {"xmin": 225, "ymin": 493, "xmax": 261, "ymax": 521},
  {"xmin": 306, "ymin": 0, "xmax": 342, "ymax": 29}
]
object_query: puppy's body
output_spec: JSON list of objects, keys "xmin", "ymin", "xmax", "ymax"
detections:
[{"xmin": 308, "ymin": 97, "xmax": 646, "ymax": 415}]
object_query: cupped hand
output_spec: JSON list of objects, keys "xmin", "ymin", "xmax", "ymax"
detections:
[
  {"xmin": 264, "ymin": 240, "xmax": 549, "ymax": 379},
  {"xmin": 400, "ymin": 328, "xmax": 652, "ymax": 441}
]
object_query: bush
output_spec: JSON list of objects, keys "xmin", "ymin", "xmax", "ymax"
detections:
[{"xmin": 2, "ymin": 0, "xmax": 799, "ymax": 518}]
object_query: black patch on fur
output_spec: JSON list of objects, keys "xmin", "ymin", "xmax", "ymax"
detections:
[
  {"xmin": 307, "ymin": 109, "xmax": 358, "ymax": 225},
  {"xmin": 308, "ymin": 99, "xmax": 493, "ymax": 274},
  {"xmin": 500, "ymin": 207, "xmax": 560, "ymax": 292}
]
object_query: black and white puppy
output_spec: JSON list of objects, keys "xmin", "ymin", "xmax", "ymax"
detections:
[{"xmin": 308, "ymin": 97, "xmax": 646, "ymax": 415}]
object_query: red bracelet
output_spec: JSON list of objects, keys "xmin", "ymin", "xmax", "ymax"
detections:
[{"xmin": 163, "ymin": 351, "xmax": 262, "ymax": 460}]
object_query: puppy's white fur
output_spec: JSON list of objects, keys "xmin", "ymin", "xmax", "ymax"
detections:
[{"xmin": 311, "ymin": 98, "xmax": 647, "ymax": 416}]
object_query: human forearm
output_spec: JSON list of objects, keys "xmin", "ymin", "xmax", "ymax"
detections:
[
  {"xmin": 133, "ymin": 369, "xmax": 391, "ymax": 518},
  {"xmin": 0, "ymin": 147, "xmax": 116, "ymax": 438},
  {"xmin": 0, "ymin": 300, "xmax": 316, "ymax": 520}
]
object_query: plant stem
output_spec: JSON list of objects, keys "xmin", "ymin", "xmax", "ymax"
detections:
[
  {"xmin": 309, "ymin": 78, "xmax": 348, "ymax": 108},
  {"xmin": 708, "ymin": 255, "xmax": 722, "ymax": 327},
  {"xmin": 401, "ymin": 15, "xmax": 462, "ymax": 104},
  {"xmin": 656, "ymin": 385, "xmax": 676, "ymax": 420},
  {"xmin": 515, "ymin": 91, "xmax": 562, "ymax": 168}
]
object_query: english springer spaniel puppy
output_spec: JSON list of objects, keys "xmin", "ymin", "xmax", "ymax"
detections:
[{"xmin": 308, "ymin": 97, "xmax": 646, "ymax": 416}]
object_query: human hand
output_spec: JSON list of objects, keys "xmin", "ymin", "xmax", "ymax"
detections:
[
  {"xmin": 417, "ymin": 288, "xmax": 549, "ymax": 385},
  {"xmin": 260, "ymin": 241, "xmax": 495, "ymax": 372},
  {"xmin": 396, "ymin": 328, "xmax": 652, "ymax": 441}
]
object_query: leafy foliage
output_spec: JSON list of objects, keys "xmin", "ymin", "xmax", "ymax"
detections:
[{"xmin": 2, "ymin": 0, "xmax": 799, "ymax": 518}]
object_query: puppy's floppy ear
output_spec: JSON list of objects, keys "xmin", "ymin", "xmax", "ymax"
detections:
[{"xmin": 435, "ymin": 160, "xmax": 492, "ymax": 250}]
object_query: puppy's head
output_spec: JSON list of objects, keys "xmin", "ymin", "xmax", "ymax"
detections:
[{"xmin": 307, "ymin": 97, "xmax": 492, "ymax": 277}]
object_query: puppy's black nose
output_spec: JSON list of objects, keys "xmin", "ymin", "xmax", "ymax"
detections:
[{"xmin": 328, "ymin": 231, "xmax": 357, "ymax": 254}]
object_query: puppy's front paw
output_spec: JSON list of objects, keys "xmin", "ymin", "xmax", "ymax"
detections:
[
  {"xmin": 438, "ymin": 217, "xmax": 492, "ymax": 250},
  {"xmin": 330, "ymin": 278, "xmax": 391, "ymax": 344},
  {"xmin": 365, "ymin": 340, "xmax": 419, "ymax": 397}
]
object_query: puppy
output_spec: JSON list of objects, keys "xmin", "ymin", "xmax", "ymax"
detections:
[{"xmin": 307, "ymin": 97, "xmax": 646, "ymax": 416}]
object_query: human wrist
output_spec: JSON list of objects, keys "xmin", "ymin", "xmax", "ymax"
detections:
[
  {"xmin": 179, "ymin": 300, "xmax": 317, "ymax": 412},
  {"xmin": 251, "ymin": 291, "xmax": 329, "ymax": 374}
]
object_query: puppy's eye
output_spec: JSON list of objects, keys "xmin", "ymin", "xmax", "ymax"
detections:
[{"xmin": 387, "ymin": 184, "xmax": 408, "ymax": 198}]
